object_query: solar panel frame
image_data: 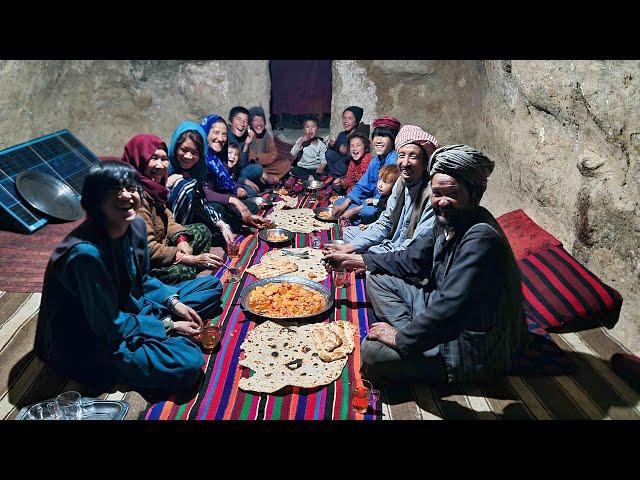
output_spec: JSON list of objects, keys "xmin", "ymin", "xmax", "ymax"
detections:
[{"xmin": 0, "ymin": 130, "xmax": 100, "ymax": 233}]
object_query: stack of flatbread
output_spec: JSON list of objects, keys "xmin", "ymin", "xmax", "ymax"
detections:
[
  {"xmin": 252, "ymin": 247, "xmax": 327, "ymax": 282},
  {"xmin": 273, "ymin": 195, "xmax": 298, "ymax": 210},
  {"xmin": 238, "ymin": 320, "xmax": 357, "ymax": 393},
  {"xmin": 267, "ymin": 208, "xmax": 332, "ymax": 234},
  {"xmin": 245, "ymin": 258, "xmax": 299, "ymax": 279}
]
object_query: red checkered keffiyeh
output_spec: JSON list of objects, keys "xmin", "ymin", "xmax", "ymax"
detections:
[{"xmin": 394, "ymin": 125, "xmax": 439, "ymax": 156}]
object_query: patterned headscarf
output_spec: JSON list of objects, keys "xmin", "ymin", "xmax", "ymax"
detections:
[
  {"xmin": 200, "ymin": 114, "xmax": 237, "ymax": 195},
  {"xmin": 394, "ymin": 125, "xmax": 440, "ymax": 158},
  {"xmin": 168, "ymin": 121, "xmax": 208, "ymax": 180},
  {"xmin": 428, "ymin": 144, "xmax": 495, "ymax": 202},
  {"xmin": 372, "ymin": 116, "xmax": 401, "ymax": 133},
  {"xmin": 120, "ymin": 134, "xmax": 168, "ymax": 204}
]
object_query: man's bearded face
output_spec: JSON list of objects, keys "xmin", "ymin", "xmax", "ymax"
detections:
[{"xmin": 431, "ymin": 173, "xmax": 473, "ymax": 229}]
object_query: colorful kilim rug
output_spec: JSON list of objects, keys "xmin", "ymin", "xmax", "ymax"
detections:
[{"xmin": 143, "ymin": 191, "xmax": 382, "ymax": 420}]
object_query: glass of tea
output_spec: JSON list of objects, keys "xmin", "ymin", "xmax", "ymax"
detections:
[
  {"xmin": 227, "ymin": 238, "xmax": 240, "ymax": 258},
  {"xmin": 227, "ymin": 267, "xmax": 241, "ymax": 284},
  {"xmin": 200, "ymin": 325, "xmax": 222, "ymax": 350},
  {"xmin": 333, "ymin": 268, "xmax": 347, "ymax": 288},
  {"xmin": 350, "ymin": 379, "xmax": 380, "ymax": 415}
]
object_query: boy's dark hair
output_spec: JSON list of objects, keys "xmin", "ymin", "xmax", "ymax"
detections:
[
  {"xmin": 302, "ymin": 115, "xmax": 319, "ymax": 128},
  {"xmin": 347, "ymin": 131, "xmax": 370, "ymax": 152},
  {"xmin": 176, "ymin": 130, "xmax": 204, "ymax": 158},
  {"xmin": 81, "ymin": 161, "xmax": 140, "ymax": 221},
  {"xmin": 371, "ymin": 126, "xmax": 398, "ymax": 142},
  {"xmin": 229, "ymin": 106, "xmax": 250, "ymax": 122},
  {"xmin": 378, "ymin": 164, "xmax": 400, "ymax": 183}
]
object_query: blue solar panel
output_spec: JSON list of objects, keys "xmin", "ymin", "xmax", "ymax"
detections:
[{"xmin": 0, "ymin": 130, "xmax": 100, "ymax": 233}]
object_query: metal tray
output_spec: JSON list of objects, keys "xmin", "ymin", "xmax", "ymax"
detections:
[
  {"xmin": 17, "ymin": 397, "xmax": 129, "ymax": 420},
  {"xmin": 239, "ymin": 274, "xmax": 334, "ymax": 320},
  {"xmin": 246, "ymin": 196, "xmax": 274, "ymax": 210},
  {"xmin": 15, "ymin": 170, "xmax": 84, "ymax": 221}
]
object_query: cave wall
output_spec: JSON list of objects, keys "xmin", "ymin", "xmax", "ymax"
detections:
[{"xmin": 0, "ymin": 60, "xmax": 271, "ymax": 155}]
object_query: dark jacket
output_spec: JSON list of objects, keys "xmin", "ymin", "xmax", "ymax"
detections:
[{"xmin": 362, "ymin": 206, "xmax": 527, "ymax": 383}]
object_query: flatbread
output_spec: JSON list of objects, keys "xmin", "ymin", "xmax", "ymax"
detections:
[
  {"xmin": 238, "ymin": 320, "xmax": 356, "ymax": 393},
  {"xmin": 260, "ymin": 247, "xmax": 328, "ymax": 282},
  {"xmin": 312, "ymin": 321, "xmax": 357, "ymax": 362},
  {"xmin": 267, "ymin": 208, "xmax": 332, "ymax": 234},
  {"xmin": 246, "ymin": 258, "xmax": 298, "ymax": 279}
]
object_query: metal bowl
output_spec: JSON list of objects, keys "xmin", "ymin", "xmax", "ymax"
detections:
[
  {"xmin": 15, "ymin": 170, "xmax": 84, "ymax": 222},
  {"xmin": 314, "ymin": 206, "xmax": 337, "ymax": 222},
  {"xmin": 239, "ymin": 275, "xmax": 334, "ymax": 320},
  {"xmin": 303, "ymin": 180, "xmax": 324, "ymax": 192},
  {"xmin": 258, "ymin": 227, "xmax": 295, "ymax": 245},
  {"xmin": 246, "ymin": 196, "xmax": 274, "ymax": 210}
]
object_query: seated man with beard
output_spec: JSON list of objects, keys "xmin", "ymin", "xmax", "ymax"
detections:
[{"xmin": 324, "ymin": 145, "xmax": 528, "ymax": 385}]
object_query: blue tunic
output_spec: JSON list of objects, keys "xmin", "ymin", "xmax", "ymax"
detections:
[
  {"xmin": 346, "ymin": 150, "xmax": 398, "ymax": 206},
  {"xmin": 35, "ymin": 216, "xmax": 222, "ymax": 392}
]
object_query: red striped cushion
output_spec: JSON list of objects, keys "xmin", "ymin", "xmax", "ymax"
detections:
[
  {"xmin": 518, "ymin": 246, "xmax": 623, "ymax": 333},
  {"xmin": 497, "ymin": 209, "xmax": 562, "ymax": 260}
]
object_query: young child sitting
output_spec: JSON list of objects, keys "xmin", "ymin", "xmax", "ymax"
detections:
[
  {"xmin": 290, "ymin": 116, "xmax": 328, "ymax": 181},
  {"xmin": 333, "ymin": 131, "xmax": 373, "ymax": 194},
  {"xmin": 227, "ymin": 143, "xmax": 261, "ymax": 196},
  {"xmin": 343, "ymin": 164, "xmax": 400, "ymax": 226}
]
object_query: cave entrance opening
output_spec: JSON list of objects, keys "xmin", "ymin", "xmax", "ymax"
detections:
[{"xmin": 268, "ymin": 60, "xmax": 332, "ymax": 140}]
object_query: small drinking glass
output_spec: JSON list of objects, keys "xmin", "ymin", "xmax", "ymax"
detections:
[
  {"xmin": 227, "ymin": 267, "xmax": 241, "ymax": 284},
  {"xmin": 310, "ymin": 231, "xmax": 321, "ymax": 249},
  {"xmin": 200, "ymin": 324, "xmax": 222, "ymax": 350},
  {"xmin": 25, "ymin": 401, "xmax": 61, "ymax": 420},
  {"xmin": 350, "ymin": 379, "xmax": 380, "ymax": 415},
  {"xmin": 227, "ymin": 239, "xmax": 240, "ymax": 258},
  {"xmin": 56, "ymin": 391, "xmax": 83, "ymax": 420},
  {"xmin": 339, "ymin": 218, "xmax": 351, "ymax": 230},
  {"xmin": 333, "ymin": 268, "xmax": 347, "ymax": 288}
]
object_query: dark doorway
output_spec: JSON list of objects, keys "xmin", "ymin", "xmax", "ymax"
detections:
[{"xmin": 269, "ymin": 60, "xmax": 332, "ymax": 131}]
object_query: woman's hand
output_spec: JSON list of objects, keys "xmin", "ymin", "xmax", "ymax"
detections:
[
  {"xmin": 182, "ymin": 253, "xmax": 224, "ymax": 270},
  {"xmin": 173, "ymin": 320, "xmax": 202, "ymax": 336},
  {"xmin": 218, "ymin": 224, "xmax": 236, "ymax": 245},
  {"xmin": 333, "ymin": 177, "xmax": 343, "ymax": 186},
  {"xmin": 172, "ymin": 302, "xmax": 203, "ymax": 328},
  {"xmin": 236, "ymin": 187, "xmax": 248, "ymax": 199},
  {"xmin": 176, "ymin": 241, "xmax": 192, "ymax": 255},
  {"xmin": 338, "ymin": 144, "xmax": 348, "ymax": 155},
  {"xmin": 246, "ymin": 214, "xmax": 269, "ymax": 229},
  {"xmin": 166, "ymin": 174, "xmax": 184, "ymax": 189}
]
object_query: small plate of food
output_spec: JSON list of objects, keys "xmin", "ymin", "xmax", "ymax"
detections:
[
  {"xmin": 258, "ymin": 227, "xmax": 295, "ymax": 246},
  {"xmin": 314, "ymin": 206, "xmax": 338, "ymax": 222}
]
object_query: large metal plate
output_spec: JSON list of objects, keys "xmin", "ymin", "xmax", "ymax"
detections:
[
  {"xmin": 240, "ymin": 274, "xmax": 334, "ymax": 320},
  {"xmin": 16, "ymin": 397, "xmax": 129, "ymax": 420},
  {"xmin": 258, "ymin": 227, "xmax": 294, "ymax": 245},
  {"xmin": 15, "ymin": 170, "xmax": 84, "ymax": 221}
]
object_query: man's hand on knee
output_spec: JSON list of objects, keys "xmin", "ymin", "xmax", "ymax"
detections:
[{"xmin": 368, "ymin": 323, "xmax": 398, "ymax": 348}]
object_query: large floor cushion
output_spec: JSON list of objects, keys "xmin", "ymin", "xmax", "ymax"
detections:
[
  {"xmin": 518, "ymin": 246, "xmax": 623, "ymax": 333},
  {"xmin": 497, "ymin": 209, "xmax": 563, "ymax": 260}
]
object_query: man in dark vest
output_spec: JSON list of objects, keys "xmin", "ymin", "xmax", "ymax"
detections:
[{"xmin": 324, "ymin": 144, "xmax": 528, "ymax": 384}]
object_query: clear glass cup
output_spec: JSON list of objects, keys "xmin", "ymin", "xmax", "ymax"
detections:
[
  {"xmin": 227, "ymin": 267, "xmax": 241, "ymax": 284},
  {"xmin": 227, "ymin": 239, "xmax": 240, "ymax": 258},
  {"xmin": 350, "ymin": 379, "xmax": 380, "ymax": 415},
  {"xmin": 333, "ymin": 268, "xmax": 347, "ymax": 288},
  {"xmin": 200, "ymin": 325, "xmax": 222, "ymax": 350},
  {"xmin": 310, "ymin": 231, "xmax": 321, "ymax": 249},
  {"xmin": 56, "ymin": 391, "xmax": 83, "ymax": 420},
  {"xmin": 25, "ymin": 401, "xmax": 61, "ymax": 420}
]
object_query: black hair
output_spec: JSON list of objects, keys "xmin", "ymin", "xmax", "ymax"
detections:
[
  {"xmin": 81, "ymin": 161, "xmax": 140, "ymax": 221},
  {"xmin": 371, "ymin": 126, "xmax": 398, "ymax": 142},
  {"xmin": 347, "ymin": 131, "xmax": 370, "ymax": 152},
  {"xmin": 176, "ymin": 130, "xmax": 204, "ymax": 158},
  {"xmin": 302, "ymin": 115, "xmax": 319, "ymax": 128},
  {"xmin": 229, "ymin": 106, "xmax": 250, "ymax": 123}
]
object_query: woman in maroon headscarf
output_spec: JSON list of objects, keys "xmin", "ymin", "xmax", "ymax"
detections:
[{"xmin": 120, "ymin": 135, "xmax": 224, "ymax": 284}]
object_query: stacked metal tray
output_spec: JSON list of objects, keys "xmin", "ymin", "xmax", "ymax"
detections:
[{"xmin": 16, "ymin": 397, "xmax": 129, "ymax": 420}]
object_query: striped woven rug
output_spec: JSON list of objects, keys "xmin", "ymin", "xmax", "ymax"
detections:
[{"xmin": 143, "ymin": 193, "xmax": 381, "ymax": 420}]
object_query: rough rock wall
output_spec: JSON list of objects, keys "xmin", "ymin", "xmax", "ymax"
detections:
[
  {"xmin": 477, "ymin": 60, "xmax": 640, "ymax": 353},
  {"xmin": 0, "ymin": 60, "xmax": 271, "ymax": 155},
  {"xmin": 330, "ymin": 60, "xmax": 486, "ymax": 145}
]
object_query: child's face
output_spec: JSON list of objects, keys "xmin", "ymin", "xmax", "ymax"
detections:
[
  {"xmin": 304, "ymin": 121, "xmax": 318, "ymax": 139},
  {"xmin": 251, "ymin": 116, "xmax": 266, "ymax": 135},
  {"xmin": 349, "ymin": 138, "xmax": 366, "ymax": 161},
  {"xmin": 377, "ymin": 176, "xmax": 395, "ymax": 196},
  {"xmin": 227, "ymin": 146, "xmax": 239, "ymax": 169},
  {"xmin": 342, "ymin": 110, "xmax": 357, "ymax": 131},
  {"xmin": 231, "ymin": 113, "xmax": 249, "ymax": 137}
]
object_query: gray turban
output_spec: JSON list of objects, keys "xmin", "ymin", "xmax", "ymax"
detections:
[{"xmin": 428, "ymin": 144, "xmax": 495, "ymax": 202}]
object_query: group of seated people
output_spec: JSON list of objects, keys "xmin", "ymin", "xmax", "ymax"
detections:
[{"xmin": 34, "ymin": 102, "xmax": 529, "ymax": 396}]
